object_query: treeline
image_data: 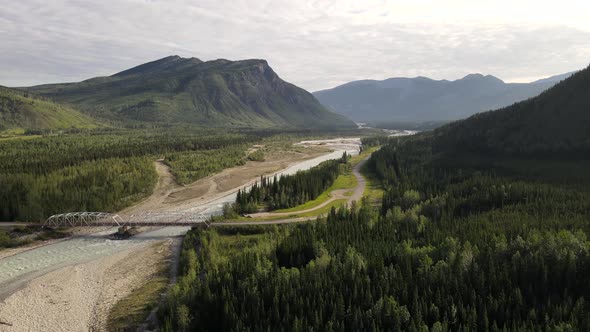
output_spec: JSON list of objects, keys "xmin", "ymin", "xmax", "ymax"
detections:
[
  {"xmin": 161, "ymin": 138, "xmax": 590, "ymax": 331},
  {"xmin": 431, "ymin": 64, "xmax": 590, "ymax": 156},
  {"xmin": 0, "ymin": 128, "xmax": 258, "ymax": 175},
  {"xmin": 360, "ymin": 136, "xmax": 405, "ymax": 155},
  {"xmin": 360, "ymin": 135, "xmax": 398, "ymax": 149},
  {"xmin": 1, "ymin": 156, "xmax": 157, "ymax": 221},
  {"xmin": 234, "ymin": 154, "xmax": 347, "ymax": 213},
  {"xmin": 0, "ymin": 128, "xmax": 262, "ymax": 221},
  {"xmin": 361, "ymin": 135, "xmax": 388, "ymax": 148},
  {"xmin": 164, "ymin": 145, "xmax": 249, "ymax": 185}
]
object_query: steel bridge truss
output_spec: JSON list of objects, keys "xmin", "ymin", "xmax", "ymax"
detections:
[
  {"xmin": 43, "ymin": 211, "xmax": 210, "ymax": 228},
  {"xmin": 44, "ymin": 212, "xmax": 123, "ymax": 228}
]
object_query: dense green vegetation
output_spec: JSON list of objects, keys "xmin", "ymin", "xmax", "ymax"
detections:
[
  {"xmin": 0, "ymin": 229, "xmax": 18, "ymax": 248},
  {"xmin": 234, "ymin": 154, "xmax": 348, "ymax": 213},
  {"xmin": 27, "ymin": 56, "xmax": 355, "ymax": 129},
  {"xmin": 165, "ymin": 145, "xmax": 249, "ymax": 185},
  {"xmin": 141, "ymin": 64, "xmax": 590, "ymax": 331},
  {"xmin": 0, "ymin": 86, "xmax": 100, "ymax": 132},
  {"xmin": 161, "ymin": 135, "xmax": 590, "ymax": 331},
  {"xmin": 273, "ymin": 166, "xmax": 357, "ymax": 214},
  {"xmin": 0, "ymin": 226, "xmax": 67, "ymax": 249},
  {"xmin": 0, "ymin": 128, "xmax": 263, "ymax": 221},
  {"xmin": 433, "ymin": 65, "xmax": 590, "ymax": 156},
  {"xmin": 360, "ymin": 135, "xmax": 395, "ymax": 149},
  {"xmin": 247, "ymin": 149, "xmax": 265, "ymax": 162},
  {"xmin": 156, "ymin": 63, "xmax": 590, "ymax": 331},
  {"xmin": 0, "ymin": 127, "xmax": 361, "ymax": 221}
]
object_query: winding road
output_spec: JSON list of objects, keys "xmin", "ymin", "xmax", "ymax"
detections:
[
  {"xmin": 245, "ymin": 156, "xmax": 369, "ymax": 219},
  {"xmin": 0, "ymin": 139, "xmax": 362, "ymax": 302}
]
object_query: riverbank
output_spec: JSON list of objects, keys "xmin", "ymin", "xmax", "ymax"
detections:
[
  {"xmin": 0, "ymin": 239, "xmax": 172, "ymax": 331},
  {"xmin": 0, "ymin": 138, "xmax": 361, "ymax": 330}
]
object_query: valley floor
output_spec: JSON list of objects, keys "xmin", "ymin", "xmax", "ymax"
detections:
[
  {"xmin": 0, "ymin": 138, "xmax": 359, "ymax": 331},
  {"xmin": 121, "ymin": 144, "xmax": 331, "ymax": 214}
]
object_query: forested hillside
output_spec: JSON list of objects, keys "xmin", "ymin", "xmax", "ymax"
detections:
[
  {"xmin": 0, "ymin": 86, "xmax": 99, "ymax": 131},
  {"xmin": 313, "ymin": 72, "xmax": 574, "ymax": 123},
  {"xmin": 26, "ymin": 56, "xmax": 354, "ymax": 129},
  {"xmin": 161, "ymin": 137, "xmax": 590, "ymax": 331},
  {"xmin": 160, "ymin": 63, "xmax": 590, "ymax": 331},
  {"xmin": 432, "ymin": 64, "xmax": 590, "ymax": 156},
  {"xmin": 0, "ymin": 128, "xmax": 263, "ymax": 221}
]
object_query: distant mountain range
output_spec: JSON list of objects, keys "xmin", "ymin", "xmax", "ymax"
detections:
[
  {"xmin": 432, "ymin": 65, "xmax": 590, "ymax": 155},
  {"xmin": 20, "ymin": 56, "xmax": 354, "ymax": 130},
  {"xmin": 0, "ymin": 86, "xmax": 99, "ymax": 131},
  {"xmin": 313, "ymin": 71, "xmax": 577, "ymax": 123}
]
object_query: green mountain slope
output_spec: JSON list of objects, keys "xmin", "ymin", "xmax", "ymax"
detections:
[
  {"xmin": 27, "ymin": 56, "xmax": 355, "ymax": 129},
  {"xmin": 314, "ymin": 72, "xmax": 576, "ymax": 123},
  {"xmin": 432, "ymin": 64, "xmax": 590, "ymax": 156},
  {"xmin": 0, "ymin": 86, "xmax": 99, "ymax": 131}
]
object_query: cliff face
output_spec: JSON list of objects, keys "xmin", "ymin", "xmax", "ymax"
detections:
[{"xmin": 27, "ymin": 56, "xmax": 355, "ymax": 129}]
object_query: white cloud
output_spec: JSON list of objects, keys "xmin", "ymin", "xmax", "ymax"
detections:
[{"xmin": 0, "ymin": 0, "xmax": 589, "ymax": 90}]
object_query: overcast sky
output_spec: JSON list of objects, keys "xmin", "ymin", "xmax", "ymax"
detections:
[{"xmin": 1, "ymin": 0, "xmax": 589, "ymax": 91}]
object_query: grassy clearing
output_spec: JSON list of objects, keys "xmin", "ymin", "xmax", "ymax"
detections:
[
  {"xmin": 0, "ymin": 128, "xmax": 26, "ymax": 135},
  {"xmin": 273, "ymin": 169, "xmax": 356, "ymax": 213},
  {"xmin": 0, "ymin": 134, "xmax": 42, "ymax": 141},
  {"xmin": 270, "ymin": 147, "xmax": 376, "ymax": 214},
  {"xmin": 292, "ymin": 199, "xmax": 348, "ymax": 218},
  {"xmin": 359, "ymin": 146, "xmax": 385, "ymax": 205},
  {"xmin": 352, "ymin": 146, "xmax": 379, "ymax": 163},
  {"xmin": 107, "ymin": 256, "xmax": 169, "ymax": 331},
  {"xmin": 217, "ymin": 144, "xmax": 378, "ymax": 223},
  {"xmin": 227, "ymin": 198, "xmax": 349, "ymax": 222},
  {"xmin": 361, "ymin": 163, "xmax": 385, "ymax": 205},
  {"xmin": 200, "ymin": 228, "xmax": 279, "ymax": 269},
  {"xmin": 215, "ymin": 232, "xmax": 274, "ymax": 257}
]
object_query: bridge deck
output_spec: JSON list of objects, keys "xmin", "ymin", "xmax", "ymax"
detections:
[
  {"xmin": 62, "ymin": 222, "xmax": 208, "ymax": 227},
  {"xmin": 41, "ymin": 211, "xmax": 210, "ymax": 228}
]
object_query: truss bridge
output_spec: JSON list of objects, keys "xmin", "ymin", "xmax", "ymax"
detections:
[{"xmin": 43, "ymin": 211, "xmax": 210, "ymax": 228}]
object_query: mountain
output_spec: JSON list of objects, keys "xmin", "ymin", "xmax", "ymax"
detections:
[
  {"xmin": 26, "ymin": 56, "xmax": 354, "ymax": 129},
  {"xmin": 313, "ymin": 72, "xmax": 576, "ymax": 123},
  {"xmin": 0, "ymin": 86, "xmax": 99, "ymax": 131},
  {"xmin": 432, "ymin": 65, "xmax": 590, "ymax": 156},
  {"xmin": 531, "ymin": 71, "xmax": 578, "ymax": 84}
]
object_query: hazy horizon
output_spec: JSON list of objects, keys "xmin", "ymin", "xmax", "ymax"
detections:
[{"xmin": 1, "ymin": 0, "xmax": 589, "ymax": 91}]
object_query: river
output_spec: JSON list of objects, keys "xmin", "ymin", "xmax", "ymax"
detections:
[{"xmin": 0, "ymin": 138, "xmax": 360, "ymax": 297}]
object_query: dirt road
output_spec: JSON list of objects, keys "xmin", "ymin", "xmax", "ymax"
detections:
[
  {"xmin": 120, "ymin": 147, "xmax": 331, "ymax": 215},
  {"xmin": 120, "ymin": 160, "xmax": 182, "ymax": 215},
  {"xmin": 349, "ymin": 157, "xmax": 368, "ymax": 203},
  {"xmin": 246, "ymin": 156, "xmax": 369, "ymax": 218},
  {"xmin": 0, "ymin": 139, "xmax": 361, "ymax": 331},
  {"xmin": 212, "ymin": 217, "xmax": 313, "ymax": 226}
]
